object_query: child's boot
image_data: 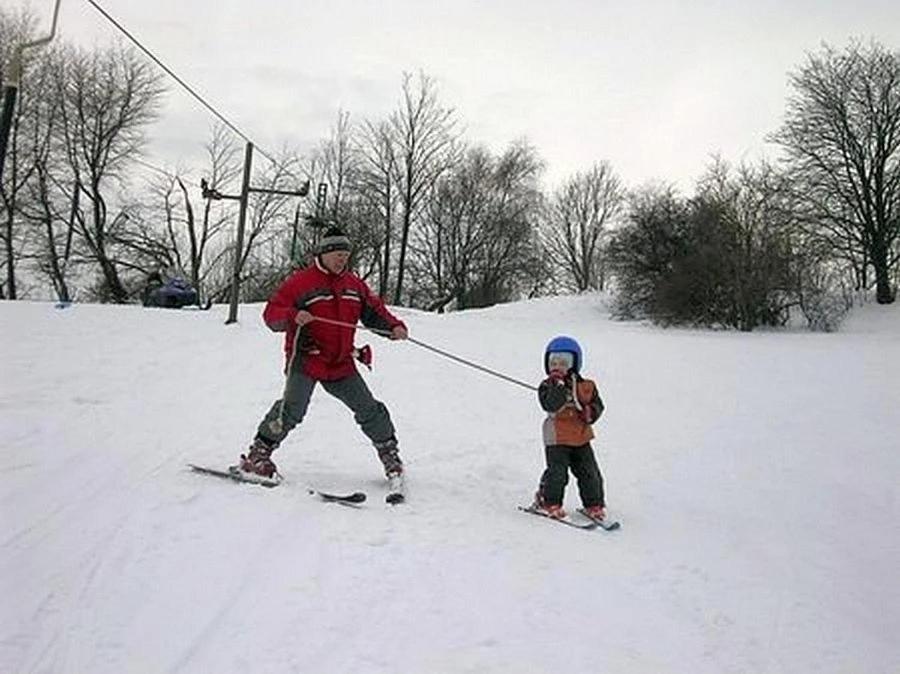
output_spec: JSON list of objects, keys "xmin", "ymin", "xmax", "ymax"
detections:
[
  {"xmin": 583, "ymin": 504, "xmax": 606, "ymax": 521},
  {"xmin": 532, "ymin": 490, "xmax": 566, "ymax": 519},
  {"xmin": 543, "ymin": 504, "xmax": 567, "ymax": 519}
]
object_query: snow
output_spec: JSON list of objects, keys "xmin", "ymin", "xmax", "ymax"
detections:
[{"xmin": 1, "ymin": 294, "xmax": 898, "ymax": 673}]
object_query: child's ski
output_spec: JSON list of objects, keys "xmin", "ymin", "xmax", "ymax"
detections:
[
  {"xmin": 577, "ymin": 508, "xmax": 622, "ymax": 531},
  {"xmin": 518, "ymin": 505, "xmax": 598, "ymax": 530}
]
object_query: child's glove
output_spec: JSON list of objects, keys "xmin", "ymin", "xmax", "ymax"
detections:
[
  {"xmin": 538, "ymin": 376, "xmax": 569, "ymax": 412},
  {"xmin": 354, "ymin": 345, "xmax": 373, "ymax": 370}
]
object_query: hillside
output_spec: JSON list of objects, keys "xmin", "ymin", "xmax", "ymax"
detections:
[{"xmin": 1, "ymin": 295, "xmax": 898, "ymax": 673}]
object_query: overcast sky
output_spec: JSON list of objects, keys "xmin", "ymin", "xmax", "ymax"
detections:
[{"xmin": 16, "ymin": 0, "xmax": 900, "ymax": 191}]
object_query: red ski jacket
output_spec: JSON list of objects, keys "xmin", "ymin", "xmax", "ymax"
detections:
[{"xmin": 262, "ymin": 259, "xmax": 406, "ymax": 381}]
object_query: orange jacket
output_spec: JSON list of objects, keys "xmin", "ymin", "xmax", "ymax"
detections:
[{"xmin": 539, "ymin": 374, "xmax": 604, "ymax": 446}]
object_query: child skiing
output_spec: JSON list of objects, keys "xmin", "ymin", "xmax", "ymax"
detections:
[{"xmin": 531, "ymin": 335, "xmax": 607, "ymax": 521}]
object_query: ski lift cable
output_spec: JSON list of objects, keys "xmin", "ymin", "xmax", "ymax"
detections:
[{"xmin": 84, "ymin": 0, "xmax": 292, "ymax": 173}]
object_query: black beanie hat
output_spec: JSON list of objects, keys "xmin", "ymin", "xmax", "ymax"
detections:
[{"xmin": 316, "ymin": 227, "xmax": 351, "ymax": 255}]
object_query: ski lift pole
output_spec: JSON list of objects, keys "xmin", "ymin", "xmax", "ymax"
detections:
[
  {"xmin": 226, "ymin": 142, "xmax": 254, "ymax": 324},
  {"xmin": 203, "ymin": 144, "xmax": 310, "ymax": 324},
  {"xmin": 309, "ymin": 316, "xmax": 537, "ymax": 391},
  {"xmin": 0, "ymin": 0, "xmax": 61, "ymax": 182}
]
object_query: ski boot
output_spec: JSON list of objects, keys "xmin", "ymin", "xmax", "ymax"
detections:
[
  {"xmin": 375, "ymin": 437, "xmax": 405, "ymax": 504},
  {"xmin": 235, "ymin": 437, "xmax": 280, "ymax": 485},
  {"xmin": 582, "ymin": 504, "xmax": 606, "ymax": 521},
  {"xmin": 531, "ymin": 490, "xmax": 566, "ymax": 519},
  {"xmin": 375, "ymin": 437, "xmax": 404, "ymax": 478}
]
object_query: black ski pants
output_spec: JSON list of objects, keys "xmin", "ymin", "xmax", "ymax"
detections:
[
  {"xmin": 539, "ymin": 443, "xmax": 605, "ymax": 508},
  {"xmin": 256, "ymin": 367, "xmax": 396, "ymax": 450}
]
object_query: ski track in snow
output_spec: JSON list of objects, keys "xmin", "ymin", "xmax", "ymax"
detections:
[{"xmin": 1, "ymin": 297, "xmax": 898, "ymax": 673}]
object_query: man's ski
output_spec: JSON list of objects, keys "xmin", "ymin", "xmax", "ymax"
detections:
[
  {"xmin": 577, "ymin": 508, "xmax": 621, "ymax": 531},
  {"xmin": 188, "ymin": 465, "xmax": 365, "ymax": 504},
  {"xmin": 518, "ymin": 505, "xmax": 598, "ymax": 530},
  {"xmin": 309, "ymin": 489, "xmax": 367, "ymax": 504},
  {"xmin": 188, "ymin": 463, "xmax": 281, "ymax": 488},
  {"xmin": 386, "ymin": 474, "xmax": 405, "ymax": 504}
]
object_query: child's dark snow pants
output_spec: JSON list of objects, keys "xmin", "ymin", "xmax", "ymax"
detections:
[{"xmin": 539, "ymin": 443, "xmax": 605, "ymax": 508}]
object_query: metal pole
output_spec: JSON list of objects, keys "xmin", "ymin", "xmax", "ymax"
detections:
[
  {"xmin": 226, "ymin": 141, "xmax": 254, "ymax": 324},
  {"xmin": 290, "ymin": 205, "xmax": 300, "ymax": 264},
  {"xmin": 0, "ymin": 0, "xmax": 61, "ymax": 182},
  {"xmin": 0, "ymin": 86, "xmax": 17, "ymax": 183}
]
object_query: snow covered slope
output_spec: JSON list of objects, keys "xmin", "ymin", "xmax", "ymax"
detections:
[{"xmin": 1, "ymin": 295, "xmax": 898, "ymax": 673}]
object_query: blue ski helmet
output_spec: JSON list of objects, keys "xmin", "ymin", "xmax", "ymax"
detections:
[{"xmin": 544, "ymin": 335, "xmax": 583, "ymax": 374}]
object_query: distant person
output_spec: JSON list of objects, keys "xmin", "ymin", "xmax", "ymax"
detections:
[
  {"xmin": 530, "ymin": 336, "xmax": 607, "ymax": 520},
  {"xmin": 236, "ymin": 226, "xmax": 408, "ymax": 490},
  {"xmin": 142, "ymin": 271, "xmax": 198, "ymax": 308},
  {"xmin": 141, "ymin": 271, "xmax": 164, "ymax": 306}
]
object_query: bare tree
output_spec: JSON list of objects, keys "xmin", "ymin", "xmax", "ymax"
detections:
[
  {"xmin": 467, "ymin": 141, "xmax": 545, "ymax": 307},
  {"xmin": 356, "ymin": 118, "xmax": 397, "ymax": 296},
  {"xmin": 303, "ymin": 110, "xmax": 383, "ymax": 277},
  {"xmin": 607, "ymin": 184, "xmax": 688, "ymax": 320},
  {"xmin": 542, "ymin": 162, "xmax": 625, "ymax": 292},
  {"xmin": 417, "ymin": 144, "xmax": 492, "ymax": 309},
  {"xmin": 416, "ymin": 140, "xmax": 544, "ymax": 310},
  {"xmin": 387, "ymin": 72, "xmax": 459, "ymax": 304},
  {"xmin": 609, "ymin": 162, "xmax": 800, "ymax": 331},
  {"xmin": 313, "ymin": 110, "xmax": 356, "ymax": 221},
  {"xmin": 773, "ymin": 39, "xmax": 900, "ymax": 304},
  {"xmin": 55, "ymin": 43, "xmax": 165, "ymax": 302},
  {"xmin": 16, "ymin": 46, "xmax": 80, "ymax": 302},
  {"xmin": 195, "ymin": 124, "xmax": 242, "ymax": 299},
  {"xmin": 695, "ymin": 158, "xmax": 799, "ymax": 330},
  {"xmin": 125, "ymin": 124, "xmax": 241, "ymax": 303}
]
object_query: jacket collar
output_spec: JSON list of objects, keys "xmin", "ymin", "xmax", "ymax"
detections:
[{"xmin": 314, "ymin": 257, "xmax": 346, "ymax": 278}]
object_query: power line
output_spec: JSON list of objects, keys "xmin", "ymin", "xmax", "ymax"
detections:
[
  {"xmin": 132, "ymin": 156, "xmax": 174, "ymax": 176},
  {"xmin": 83, "ymin": 0, "xmax": 282, "ymax": 167}
]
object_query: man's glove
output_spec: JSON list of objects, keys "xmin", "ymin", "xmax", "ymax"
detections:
[
  {"xmin": 294, "ymin": 310, "xmax": 315, "ymax": 327},
  {"xmin": 354, "ymin": 345, "xmax": 373, "ymax": 370}
]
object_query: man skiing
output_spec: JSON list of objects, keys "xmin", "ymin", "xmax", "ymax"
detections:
[{"xmin": 237, "ymin": 226, "xmax": 408, "ymax": 490}]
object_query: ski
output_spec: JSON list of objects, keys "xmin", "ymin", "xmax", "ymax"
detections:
[
  {"xmin": 309, "ymin": 489, "xmax": 367, "ymax": 504},
  {"xmin": 386, "ymin": 473, "xmax": 405, "ymax": 505},
  {"xmin": 188, "ymin": 463, "xmax": 281, "ymax": 488},
  {"xmin": 518, "ymin": 505, "xmax": 598, "ymax": 530},
  {"xmin": 577, "ymin": 508, "xmax": 622, "ymax": 531},
  {"xmin": 188, "ymin": 465, "xmax": 365, "ymax": 504}
]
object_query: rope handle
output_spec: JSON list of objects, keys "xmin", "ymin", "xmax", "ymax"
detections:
[{"xmin": 308, "ymin": 316, "xmax": 537, "ymax": 391}]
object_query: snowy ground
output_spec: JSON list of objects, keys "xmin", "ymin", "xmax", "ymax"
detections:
[{"xmin": 1, "ymin": 295, "xmax": 898, "ymax": 673}]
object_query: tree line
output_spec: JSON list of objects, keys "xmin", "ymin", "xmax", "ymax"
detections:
[{"xmin": 2, "ymin": 8, "xmax": 898, "ymax": 331}]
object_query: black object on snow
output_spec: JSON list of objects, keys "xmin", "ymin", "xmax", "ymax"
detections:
[{"xmin": 142, "ymin": 274, "xmax": 198, "ymax": 308}]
